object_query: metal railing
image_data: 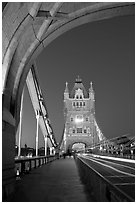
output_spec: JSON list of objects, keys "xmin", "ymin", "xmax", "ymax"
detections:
[{"xmin": 15, "ymin": 155, "xmax": 58, "ymax": 177}]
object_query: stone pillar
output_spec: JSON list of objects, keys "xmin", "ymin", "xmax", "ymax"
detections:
[{"xmin": 2, "ymin": 107, "xmax": 16, "ymax": 200}]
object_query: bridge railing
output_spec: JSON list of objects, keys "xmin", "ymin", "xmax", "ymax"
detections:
[{"xmin": 15, "ymin": 155, "xmax": 58, "ymax": 177}]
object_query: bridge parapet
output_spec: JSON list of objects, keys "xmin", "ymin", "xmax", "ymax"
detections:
[
  {"xmin": 75, "ymin": 155, "xmax": 134, "ymax": 202},
  {"xmin": 15, "ymin": 155, "xmax": 58, "ymax": 177}
]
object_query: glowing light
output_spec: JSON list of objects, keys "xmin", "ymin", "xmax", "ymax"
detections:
[
  {"xmin": 100, "ymin": 145, "xmax": 103, "ymax": 150},
  {"xmin": 75, "ymin": 118, "xmax": 84, "ymax": 123}
]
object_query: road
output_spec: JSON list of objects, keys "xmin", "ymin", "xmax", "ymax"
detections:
[{"xmin": 78, "ymin": 153, "xmax": 135, "ymax": 201}]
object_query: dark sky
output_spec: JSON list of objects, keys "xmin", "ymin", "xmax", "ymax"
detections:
[{"xmin": 17, "ymin": 15, "xmax": 135, "ymax": 148}]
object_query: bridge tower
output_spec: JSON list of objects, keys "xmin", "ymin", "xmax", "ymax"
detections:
[{"xmin": 63, "ymin": 76, "xmax": 102, "ymax": 153}]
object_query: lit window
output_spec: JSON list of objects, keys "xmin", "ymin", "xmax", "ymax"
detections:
[{"xmin": 75, "ymin": 115, "xmax": 83, "ymax": 123}]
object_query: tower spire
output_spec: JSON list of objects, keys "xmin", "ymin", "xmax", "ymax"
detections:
[
  {"xmin": 64, "ymin": 81, "xmax": 69, "ymax": 100},
  {"xmin": 89, "ymin": 81, "xmax": 94, "ymax": 92},
  {"xmin": 64, "ymin": 81, "xmax": 69, "ymax": 93},
  {"xmin": 89, "ymin": 81, "xmax": 94, "ymax": 101}
]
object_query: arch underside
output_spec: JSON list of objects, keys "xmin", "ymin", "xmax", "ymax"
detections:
[
  {"xmin": 2, "ymin": 2, "xmax": 135, "ymax": 126},
  {"xmin": 65, "ymin": 136, "xmax": 93, "ymax": 152}
]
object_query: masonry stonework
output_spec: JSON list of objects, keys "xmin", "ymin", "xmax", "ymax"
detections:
[{"xmin": 63, "ymin": 77, "xmax": 99, "ymax": 152}]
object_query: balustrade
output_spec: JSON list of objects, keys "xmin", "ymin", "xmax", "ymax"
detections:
[{"xmin": 15, "ymin": 155, "xmax": 57, "ymax": 178}]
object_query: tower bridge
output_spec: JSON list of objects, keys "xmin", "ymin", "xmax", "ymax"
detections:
[
  {"xmin": 60, "ymin": 77, "xmax": 105, "ymax": 153},
  {"xmin": 2, "ymin": 2, "xmax": 135, "ymax": 201}
]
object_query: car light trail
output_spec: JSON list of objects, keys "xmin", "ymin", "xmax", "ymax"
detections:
[
  {"xmin": 91, "ymin": 154, "xmax": 135, "ymax": 163},
  {"xmin": 80, "ymin": 155, "xmax": 135, "ymax": 177},
  {"xmin": 85, "ymin": 155, "xmax": 135, "ymax": 171}
]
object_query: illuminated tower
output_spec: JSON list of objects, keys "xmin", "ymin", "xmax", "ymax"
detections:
[{"xmin": 63, "ymin": 76, "xmax": 99, "ymax": 152}]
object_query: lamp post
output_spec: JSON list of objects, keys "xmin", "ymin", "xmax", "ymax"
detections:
[
  {"xmin": 36, "ymin": 110, "xmax": 40, "ymax": 156},
  {"xmin": 44, "ymin": 136, "xmax": 48, "ymax": 156},
  {"xmin": 18, "ymin": 88, "xmax": 24, "ymax": 157}
]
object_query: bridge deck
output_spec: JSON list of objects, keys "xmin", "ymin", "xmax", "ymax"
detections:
[{"xmin": 10, "ymin": 157, "xmax": 94, "ymax": 202}]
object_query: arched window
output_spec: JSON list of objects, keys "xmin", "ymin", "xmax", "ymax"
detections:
[
  {"xmin": 70, "ymin": 117, "xmax": 73, "ymax": 122},
  {"xmin": 73, "ymin": 102, "xmax": 75, "ymax": 107},
  {"xmin": 84, "ymin": 129, "xmax": 87, "ymax": 133}
]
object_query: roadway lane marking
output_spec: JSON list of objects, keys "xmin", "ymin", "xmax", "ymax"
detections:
[
  {"xmin": 80, "ymin": 155, "xmax": 135, "ymax": 177},
  {"xmin": 85, "ymin": 155, "xmax": 135, "ymax": 171},
  {"xmin": 115, "ymin": 183, "xmax": 135, "ymax": 186},
  {"xmin": 105, "ymin": 175, "xmax": 129, "ymax": 178}
]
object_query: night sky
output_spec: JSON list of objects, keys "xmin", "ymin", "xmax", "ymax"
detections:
[{"xmin": 17, "ymin": 15, "xmax": 135, "ymax": 148}]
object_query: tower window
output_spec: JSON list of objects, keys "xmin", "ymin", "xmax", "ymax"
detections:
[
  {"xmin": 76, "ymin": 95, "xmax": 79, "ymax": 99},
  {"xmin": 80, "ymin": 102, "xmax": 82, "ymax": 107},
  {"xmin": 73, "ymin": 102, "xmax": 75, "ymax": 107},
  {"xmin": 84, "ymin": 129, "xmax": 87, "ymax": 133},
  {"xmin": 70, "ymin": 117, "xmax": 73, "ymax": 122},
  {"xmin": 77, "ymin": 128, "xmax": 82, "ymax": 133},
  {"xmin": 80, "ymin": 95, "xmax": 82, "ymax": 99}
]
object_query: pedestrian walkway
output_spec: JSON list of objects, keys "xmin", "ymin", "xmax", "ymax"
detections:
[{"xmin": 10, "ymin": 157, "xmax": 94, "ymax": 202}]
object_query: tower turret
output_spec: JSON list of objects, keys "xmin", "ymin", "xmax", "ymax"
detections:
[
  {"xmin": 89, "ymin": 81, "xmax": 95, "ymax": 114},
  {"xmin": 64, "ymin": 82, "xmax": 69, "ymax": 100},
  {"xmin": 89, "ymin": 81, "xmax": 94, "ymax": 100}
]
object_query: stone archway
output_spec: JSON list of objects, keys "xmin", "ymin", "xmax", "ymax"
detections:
[
  {"xmin": 65, "ymin": 136, "xmax": 93, "ymax": 153},
  {"xmin": 2, "ymin": 2, "xmax": 134, "ymax": 199},
  {"xmin": 72, "ymin": 143, "xmax": 86, "ymax": 152}
]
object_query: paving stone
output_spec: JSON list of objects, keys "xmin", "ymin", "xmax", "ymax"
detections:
[{"xmin": 10, "ymin": 157, "xmax": 94, "ymax": 202}]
